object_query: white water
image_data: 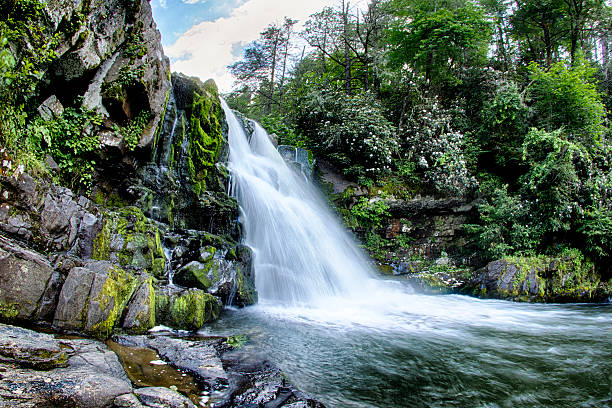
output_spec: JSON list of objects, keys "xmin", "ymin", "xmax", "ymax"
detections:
[{"xmin": 224, "ymin": 100, "xmax": 384, "ymax": 306}]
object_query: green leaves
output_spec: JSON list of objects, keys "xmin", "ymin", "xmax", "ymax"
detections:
[{"xmin": 528, "ymin": 59, "xmax": 606, "ymax": 146}]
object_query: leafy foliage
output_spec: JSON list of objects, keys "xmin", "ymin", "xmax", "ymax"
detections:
[
  {"xmin": 297, "ymin": 88, "xmax": 399, "ymax": 177},
  {"xmin": 528, "ymin": 59, "xmax": 606, "ymax": 146}
]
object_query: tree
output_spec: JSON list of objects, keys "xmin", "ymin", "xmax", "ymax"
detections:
[
  {"xmin": 528, "ymin": 58, "xmax": 606, "ymax": 146},
  {"xmin": 387, "ymin": 1, "xmax": 491, "ymax": 89}
]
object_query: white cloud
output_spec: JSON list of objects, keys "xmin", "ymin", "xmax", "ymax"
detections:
[{"xmin": 165, "ymin": 0, "xmax": 367, "ymax": 92}]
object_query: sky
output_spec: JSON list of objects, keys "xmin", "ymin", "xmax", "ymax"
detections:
[{"xmin": 150, "ymin": 0, "xmax": 368, "ymax": 93}]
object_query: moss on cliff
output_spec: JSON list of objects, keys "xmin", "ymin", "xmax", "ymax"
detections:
[
  {"xmin": 187, "ymin": 86, "xmax": 224, "ymax": 196},
  {"xmin": 92, "ymin": 206, "xmax": 166, "ymax": 277}
]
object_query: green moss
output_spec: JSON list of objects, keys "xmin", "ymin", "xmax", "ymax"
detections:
[
  {"xmin": 127, "ymin": 277, "xmax": 155, "ymax": 334},
  {"xmin": 91, "ymin": 266, "xmax": 139, "ymax": 339},
  {"xmin": 187, "ymin": 89, "xmax": 224, "ymax": 195},
  {"xmin": 500, "ymin": 250, "xmax": 599, "ymax": 301},
  {"xmin": 92, "ymin": 207, "xmax": 166, "ymax": 276},
  {"xmin": 236, "ymin": 266, "xmax": 257, "ymax": 306},
  {"xmin": 168, "ymin": 289, "xmax": 221, "ymax": 331},
  {"xmin": 0, "ymin": 301, "xmax": 19, "ymax": 320}
]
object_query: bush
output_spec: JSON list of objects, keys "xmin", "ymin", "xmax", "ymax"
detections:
[
  {"xmin": 402, "ymin": 96, "xmax": 476, "ymax": 197},
  {"xmin": 297, "ymin": 89, "xmax": 399, "ymax": 178}
]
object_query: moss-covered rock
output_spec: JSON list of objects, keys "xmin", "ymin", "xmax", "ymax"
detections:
[
  {"xmin": 155, "ymin": 288, "xmax": 221, "ymax": 331},
  {"xmin": 463, "ymin": 250, "xmax": 603, "ymax": 302},
  {"xmin": 121, "ymin": 276, "xmax": 156, "ymax": 334},
  {"xmin": 53, "ymin": 261, "xmax": 139, "ymax": 339},
  {"xmin": 92, "ymin": 206, "xmax": 166, "ymax": 278}
]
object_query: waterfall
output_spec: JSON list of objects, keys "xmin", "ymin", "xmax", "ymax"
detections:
[{"xmin": 223, "ymin": 101, "xmax": 379, "ymax": 306}]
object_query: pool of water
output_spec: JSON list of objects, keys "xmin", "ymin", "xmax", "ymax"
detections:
[{"xmin": 202, "ymin": 281, "xmax": 612, "ymax": 408}]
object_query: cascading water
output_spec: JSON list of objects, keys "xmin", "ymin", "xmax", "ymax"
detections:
[{"xmin": 224, "ymin": 100, "xmax": 384, "ymax": 306}]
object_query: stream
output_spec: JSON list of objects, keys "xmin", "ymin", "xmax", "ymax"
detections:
[{"xmin": 204, "ymin": 286, "xmax": 612, "ymax": 407}]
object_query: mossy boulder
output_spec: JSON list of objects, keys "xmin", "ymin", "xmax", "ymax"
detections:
[
  {"xmin": 53, "ymin": 261, "xmax": 139, "ymax": 338},
  {"xmin": 155, "ymin": 288, "xmax": 221, "ymax": 331},
  {"xmin": 173, "ymin": 244, "xmax": 257, "ymax": 307},
  {"xmin": 174, "ymin": 260, "xmax": 213, "ymax": 290},
  {"xmin": 121, "ymin": 276, "xmax": 156, "ymax": 334},
  {"xmin": 92, "ymin": 206, "xmax": 167, "ymax": 278},
  {"xmin": 464, "ymin": 250, "xmax": 603, "ymax": 302}
]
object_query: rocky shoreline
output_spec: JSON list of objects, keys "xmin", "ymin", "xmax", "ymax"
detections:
[{"xmin": 0, "ymin": 323, "xmax": 324, "ymax": 407}]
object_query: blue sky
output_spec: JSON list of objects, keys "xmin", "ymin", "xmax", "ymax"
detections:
[
  {"xmin": 152, "ymin": 0, "xmax": 367, "ymax": 92},
  {"xmin": 150, "ymin": 0, "xmax": 247, "ymax": 46}
]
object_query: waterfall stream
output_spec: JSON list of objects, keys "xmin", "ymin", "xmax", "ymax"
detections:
[
  {"xmin": 219, "ymin": 101, "xmax": 612, "ymax": 407},
  {"xmin": 224, "ymin": 100, "xmax": 382, "ymax": 306}
]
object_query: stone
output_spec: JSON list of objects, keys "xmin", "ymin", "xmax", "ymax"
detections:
[
  {"xmin": 37, "ymin": 95, "xmax": 64, "ymax": 121},
  {"xmin": 155, "ymin": 287, "xmax": 221, "ymax": 331},
  {"xmin": 0, "ymin": 324, "xmax": 132, "ymax": 407},
  {"xmin": 115, "ymin": 393, "xmax": 145, "ymax": 408},
  {"xmin": 36, "ymin": 271, "xmax": 65, "ymax": 322},
  {"xmin": 133, "ymin": 387, "xmax": 196, "ymax": 408},
  {"xmin": 54, "ymin": 261, "xmax": 139, "ymax": 338},
  {"xmin": 78, "ymin": 211, "xmax": 100, "ymax": 259},
  {"xmin": 0, "ymin": 236, "xmax": 54, "ymax": 320},
  {"xmin": 0, "ymin": 324, "xmax": 68, "ymax": 369},
  {"xmin": 122, "ymin": 277, "xmax": 155, "ymax": 333},
  {"xmin": 174, "ymin": 261, "xmax": 212, "ymax": 290}
]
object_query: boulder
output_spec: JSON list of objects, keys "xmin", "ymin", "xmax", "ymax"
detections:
[
  {"xmin": 122, "ymin": 276, "xmax": 156, "ymax": 334},
  {"xmin": 133, "ymin": 387, "xmax": 196, "ymax": 408},
  {"xmin": 154, "ymin": 287, "xmax": 221, "ymax": 331},
  {"xmin": 0, "ymin": 324, "xmax": 68, "ymax": 370},
  {"xmin": 0, "ymin": 237, "xmax": 54, "ymax": 320},
  {"xmin": 53, "ymin": 261, "xmax": 139, "ymax": 338}
]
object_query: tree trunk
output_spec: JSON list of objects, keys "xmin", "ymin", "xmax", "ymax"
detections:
[{"xmin": 343, "ymin": 0, "xmax": 351, "ymax": 95}]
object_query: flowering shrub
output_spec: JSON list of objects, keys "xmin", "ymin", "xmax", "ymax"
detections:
[
  {"xmin": 402, "ymin": 96, "xmax": 476, "ymax": 197},
  {"xmin": 297, "ymin": 89, "xmax": 399, "ymax": 178}
]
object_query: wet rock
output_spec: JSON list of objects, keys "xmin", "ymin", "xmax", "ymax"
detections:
[
  {"xmin": 219, "ymin": 349, "xmax": 326, "ymax": 408},
  {"xmin": 0, "ymin": 324, "xmax": 67, "ymax": 369},
  {"xmin": 0, "ymin": 236, "xmax": 54, "ymax": 320},
  {"xmin": 122, "ymin": 277, "xmax": 156, "ymax": 334},
  {"xmin": 36, "ymin": 271, "xmax": 65, "ymax": 322},
  {"xmin": 115, "ymin": 393, "xmax": 145, "ymax": 408},
  {"xmin": 154, "ymin": 287, "xmax": 221, "ymax": 331},
  {"xmin": 134, "ymin": 387, "xmax": 196, "ymax": 408},
  {"xmin": 53, "ymin": 261, "xmax": 139, "ymax": 338},
  {"xmin": 0, "ymin": 324, "xmax": 131, "ymax": 407},
  {"xmin": 174, "ymin": 260, "xmax": 211, "ymax": 290}
]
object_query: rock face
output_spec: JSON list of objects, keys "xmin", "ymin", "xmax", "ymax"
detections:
[
  {"xmin": 462, "ymin": 253, "xmax": 604, "ymax": 302},
  {"xmin": 53, "ymin": 261, "xmax": 142, "ymax": 338},
  {"xmin": 44, "ymin": 0, "xmax": 171, "ymax": 154},
  {"xmin": 0, "ymin": 237, "xmax": 54, "ymax": 320}
]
